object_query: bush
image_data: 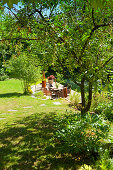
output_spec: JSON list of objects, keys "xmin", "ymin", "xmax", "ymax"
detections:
[
  {"xmin": 56, "ymin": 72, "xmax": 80, "ymax": 90},
  {"xmin": 78, "ymin": 164, "xmax": 94, "ymax": 170},
  {"xmin": 56, "ymin": 72, "xmax": 65, "ymax": 85},
  {"xmin": 90, "ymin": 92, "xmax": 110, "ymax": 112},
  {"xmin": 53, "ymin": 112, "xmax": 110, "ymax": 160},
  {"xmin": 96, "ymin": 149, "xmax": 113, "ymax": 170},
  {"xmin": 94, "ymin": 102, "xmax": 113, "ymax": 122},
  {"xmin": 107, "ymin": 91, "xmax": 113, "ymax": 100},
  {"xmin": 7, "ymin": 53, "xmax": 41, "ymax": 94},
  {"xmin": 0, "ymin": 68, "xmax": 8, "ymax": 81},
  {"xmin": 34, "ymin": 91, "xmax": 44, "ymax": 97},
  {"xmin": 69, "ymin": 91, "xmax": 81, "ymax": 108}
]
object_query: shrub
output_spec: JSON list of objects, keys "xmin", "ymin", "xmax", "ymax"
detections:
[
  {"xmin": 34, "ymin": 91, "xmax": 44, "ymax": 97},
  {"xmin": 27, "ymin": 86, "xmax": 33, "ymax": 94},
  {"xmin": 90, "ymin": 92, "xmax": 110, "ymax": 112},
  {"xmin": 0, "ymin": 68, "xmax": 8, "ymax": 81},
  {"xmin": 53, "ymin": 112, "xmax": 110, "ymax": 160},
  {"xmin": 78, "ymin": 164, "xmax": 94, "ymax": 170},
  {"xmin": 69, "ymin": 91, "xmax": 81, "ymax": 108},
  {"xmin": 96, "ymin": 149, "xmax": 113, "ymax": 170},
  {"xmin": 94, "ymin": 102, "xmax": 113, "ymax": 122},
  {"xmin": 56, "ymin": 72, "xmax": 80, "ymax": 90},
  {"xmin": 56, "ymin": 72, "xmax": 65, "ymax": 85},
  {"xmin": 7, "ymin": 53, "xmax": 41, "ymax": 94}
]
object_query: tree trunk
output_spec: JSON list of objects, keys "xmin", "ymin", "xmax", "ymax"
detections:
[
  {"xmin": 74, "ymin": 76, "xmax": 93, "ymax": 116},
  {"xmin": 84, "ymin": 81, "xmax": 92, "ymax": 113},
  {"xmin": 80, "ymin": 77, "xmax": 85, "ymax": 115},
  {"xmin": 81, "ymin": 81, "xmax": 92, "ymax": 115},
  {"xmin": 24, "ymin": 80, "xmax": 29, "ymax": 94}
]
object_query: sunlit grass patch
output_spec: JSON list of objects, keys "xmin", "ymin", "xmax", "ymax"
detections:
[{"xmin": 0, "ymin": 79, "xmax": 112, "ymax": 169}]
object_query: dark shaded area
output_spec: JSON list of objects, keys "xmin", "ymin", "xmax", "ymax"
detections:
[
  {"xmin": 0, "ymin": 92, "xmax": 24, "ymax": 98},
  {"xmin": 0, "ymin": 112, "xmax": 98, "ymax": 170}
]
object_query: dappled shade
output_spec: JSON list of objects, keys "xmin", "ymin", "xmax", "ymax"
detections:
[{"xmin": 0, "ymin": 111, "xmax": 102, "ymax": 169}]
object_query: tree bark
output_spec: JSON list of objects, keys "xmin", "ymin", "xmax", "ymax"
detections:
[
  {"xmin": 81, "ymin": 79, "xmax": 92, "ymax": 115},
  {"xmin": 84, "ymin": 81, "xmax": 92, "ymax": 113},
  {"xmin": 80, "ymin": 77, "xmax": 85, "ymax": 115}
]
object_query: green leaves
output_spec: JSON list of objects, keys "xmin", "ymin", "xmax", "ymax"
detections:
[
  {"xmin": 7, "ymin": 52, "xmax": 41, "ymax": 93},
  {"xmin": 1, "ymin": 0, "xmax": 113, "ymax": 113},
  {"xmin": 2, "ymin": 0, "xmax": 19, "ymax": 8},
  {"xmin": 89, "ymin": 0, "xmax": 113, "ymax": 10},
  {"xmin": 53, "ymin": 111, "xmax": 110, "ymax": 156},
  {"xmin": 2, "ymin": 0, "xmax": 60, "ymax": 9}
]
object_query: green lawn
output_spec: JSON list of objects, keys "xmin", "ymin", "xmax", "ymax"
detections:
[
  {"xmin": 0, "ymin": 79, "xmax": 77, "ymax": 169},
  {"xmin": 0, "ymin": 79, "xmax": 112, "ymax": 169}
]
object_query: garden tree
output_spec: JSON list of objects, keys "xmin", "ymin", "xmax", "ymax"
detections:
[
  {"xmin": 1, "ymin": 0, "xmax": 113, "ymax": 114},
  {"xmin": 7, "ymin": 52, "xmax": 41, "ymax": 94},
  {"xmin": 52, "ymin": 5, "xmax": 113, "ymax": 115},
  {"xmin": 0, "ymin": 6, "xmax": 18, "ymax": 68},
  {"xmin": 0, "ymin": 1, "xmax": 57, "ymax": 71}
]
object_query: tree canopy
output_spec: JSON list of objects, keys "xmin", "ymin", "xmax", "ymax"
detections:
[
  {"xmin": 7, "ymin": 52, "xmax": 41, "ymax": 94},
  {"xmin": 0, "ymin": 0, "xmax": 113, "ymax": 114}
]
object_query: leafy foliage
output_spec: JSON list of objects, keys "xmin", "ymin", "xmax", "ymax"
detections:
[
  {"xmin": 56, "ymin": 72, "xmax": 80, "ymax": 90},
  {"xmin": 53, "ymin": 112, "xmax": 110, "ymax": 159},
  {"xmin": 1, "ymin": 0, "xmax": 113, "ymax": 115},
  {"xmin": 96, "ymin": 149, "xmax": 113, "ymax": 170},
  {"xmin": 34, "ymin": 91, "xmax": 44, "ymax": 98},
  {"xmin": 94, "ymin": 101, "xmax": 113, "ymax": 122},
  {"xmin": 69, "ymin": 91, "xmax": 81, "ymax": 108},
  {"xmin": 90, "ymin": 92, "xmax": 110, "ymax": 111},
  {"xmin": 0, "ymin": 67, "xmax": 8, "ymax": 81},
  {"xmin": 7, "ymin": 52, "xmax": 41, "ymax": 94}
]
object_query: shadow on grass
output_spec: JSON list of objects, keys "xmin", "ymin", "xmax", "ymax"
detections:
[
  {"xmin": 0, "ymin": 92, "xmax": 25, "ymax": 98},
  {"xmin": 0, "ymin": 112, "xmax": 93, "ymax": 170}
]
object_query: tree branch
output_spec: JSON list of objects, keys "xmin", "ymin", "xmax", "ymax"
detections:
[
  {"xmin": 102, "ymin": 56, "xmax": 113, "ymax": 68},
  {"xmin": 0, "ymin": 38, "xmax": 40, "ymax": 41},
  {"xmin": 74, "ymin": 81, "xmax": 81, "ymax": 87},
  {"xmin": 92, "ymin": 8, "xmax": 96, "ymax": 27},
  {"xmin": 70, "ymin": 50, "xmax": 80, "ymax": 64},
  {"xmin": 49, "ymin": 5, "xmax": 55, "ymax": 19},
  {"xmin": 4, "ymin": 6, "xmax": 19, "ymax": 20},
  {"xmin": 80, "ymin": 23, "xmax": 110, "ymax": 61},
  {"xmin": 29, "ymin": 8, "xmax": 45, "ymax": 20}
]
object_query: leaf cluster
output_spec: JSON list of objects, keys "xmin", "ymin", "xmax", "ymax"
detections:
[
  {"xmin": 53, "ymin": 111, "xmax": 110, "ymax": 158},
  {"xmin": 7, "ymin": 52, "xmax": 41, "ymax": 89}
]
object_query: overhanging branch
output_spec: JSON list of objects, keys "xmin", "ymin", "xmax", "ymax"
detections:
[
  {"xmin": 29, "ymin": 8, "xmax": 45, "ymax": 20},
  {"xmin": 80, "ymin": 22, "xmax": 110, "ymax": 61},
  {"xmin": 102, "ymin": 56, "xmax": 113, "ymax": 68},
  {"xmin": 4, "ymin": 5, "xmax": 19, "ymax": 20},
  {"xmin": 0, "ymin": 38, "xmax": 40, "ymax": 41},
  {"xmin": 49, "ymin": 5, "xmax": 55, "ymax": 19},
  {"xmin": 74, "ymin": 80, "xmax": 81, "ymax": 86},
  {"xmin": 92, "ymin": 8, "xmax": 96, "ymax": 27}
]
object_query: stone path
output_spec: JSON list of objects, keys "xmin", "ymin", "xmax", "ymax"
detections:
[
  {"xmin": 8, "ymin": 110, "xmax": 17, "ymax": 112},
  {"xmin": 40, "ymin": 104, "xmax": 46, "ymax": 106},
  {"xmin": 23, "ymin": 106, "xmax": 33, "ymax": 108},
  {"xmin": 0, "ymin": 113, "xmax": 9, "ymax": 115},
  {"xmin": 53, "ymin": 102, "xmax": 61, "ymax": 105},
  {"xmin": 0, "ymin": 83, "xmax": 81, "ymax": 120},
  {"xmin": 0, "ymin": 118, "xmax": 6, "ymax": 120}
]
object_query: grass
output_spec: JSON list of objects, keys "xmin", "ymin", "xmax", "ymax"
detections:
[
  {"xmin": 0, "ymin": 79, "xmax": 78, "ymax": 169},
  {"xmin": 0, "ymin": 79, "xmax": 112, "ymax": 169}
]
